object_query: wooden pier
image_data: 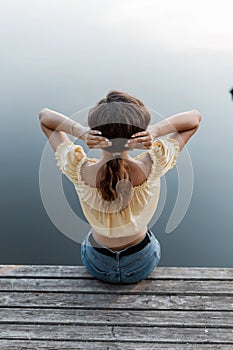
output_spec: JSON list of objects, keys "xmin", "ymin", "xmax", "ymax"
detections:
[{"xmin": 0, "ymin": 265, "xmax": 233, "ymax": 349}]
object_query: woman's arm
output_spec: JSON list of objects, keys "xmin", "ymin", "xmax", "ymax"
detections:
[
  {"xmin": 149, "ymin": 110, "xmax": 201, "ymax": 138},
  {"xmin": 126, "ymin": 110, "xmax": 202, "ymax": 151},
  {"xmin": 39, "ymin": 108, "xmax": 89, "ymax": 138},
  {"xmin": 40, "ymin": 122, "xmax": 71, "ymax": 152},
  {"xmin": 39, "ymin": 108, "xmax": 111, "ymax": 151},
  {"xmin": 149, "ymin": 110, "xmax": 202, "ymax": 151}
]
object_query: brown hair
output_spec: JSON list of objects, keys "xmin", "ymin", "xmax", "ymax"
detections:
[{"xmin": 88, "ymin": 90, "xmax": 151, "ymax": 213}]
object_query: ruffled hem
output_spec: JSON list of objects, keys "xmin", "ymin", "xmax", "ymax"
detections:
[{"xmin": 75, "ymin": 177, "xmax": 158, "ymax": 213}]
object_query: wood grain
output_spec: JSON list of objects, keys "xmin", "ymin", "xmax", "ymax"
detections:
[{"xmin": 0, "ymin": 265, "xmax": 232, "ymax": 349}]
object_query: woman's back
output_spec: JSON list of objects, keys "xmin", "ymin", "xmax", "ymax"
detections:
[
  {"xmin": 79, "ymin": 152, "xmax": 154, "ymax": 249},
  {"xmin": 80, "ymin": 154, "xmax": 151, "ymax": 188},
  {"xmin": 55, "ymin": 137, "xmax": 180, "ymax": 248}
]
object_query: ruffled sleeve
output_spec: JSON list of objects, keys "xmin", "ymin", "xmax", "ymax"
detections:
[
  {"xmin": 149, "ymin": 137, "xmax": 180, "ymax": 178},
  {"xmin": 55, "ymin": 141, "xmax": 86, "ymax": 184}
]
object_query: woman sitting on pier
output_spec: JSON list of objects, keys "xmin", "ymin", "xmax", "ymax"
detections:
[{"xmin": 39, "ymin": 90, "xmax": 201, "ymax": 284}]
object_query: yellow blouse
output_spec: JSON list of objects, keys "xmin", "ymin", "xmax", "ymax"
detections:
[{"xmin": 55, "ymin": 137, "xmax": 180, "ymax": 238}]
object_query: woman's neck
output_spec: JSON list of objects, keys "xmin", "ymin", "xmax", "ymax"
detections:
[{"xmin": 99, "ymin": 149, "xmax": 132, "ymax": 161}]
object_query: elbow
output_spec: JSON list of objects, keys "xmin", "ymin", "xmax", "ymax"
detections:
[
  {"xmin": 191, "ymin": 109, "xmax": 202, "ymax": 128},
  {"xmin": 39, "ymin": 108, "xmax": 49, "ymax": 122}
]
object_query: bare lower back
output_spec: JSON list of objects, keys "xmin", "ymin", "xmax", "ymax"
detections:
[{"xmin": 92, "ymin": 226, "xmax": 148, "ymax": 250}]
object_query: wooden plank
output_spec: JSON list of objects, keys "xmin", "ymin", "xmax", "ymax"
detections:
[
  {"xmin": 1, "ymin": 265, "xmax": 233, "ymax": 279},
  {"xmin": 0, "ymin": 340, "xmax": 232, "ymax": 350},
  {"xmin": 1, "ymin": 278, "xmax": 233, "ymax": 294},
  {"xmin": 0, "ymin": 308, "xmax": 232, "ymax": 327},
  {"xmin": 0, "ymin": 292, "xmax": 233, "ymax": 310},
  {"xmin": 0, "ymin": 266, "xmax": 232, "ymax": 349},
  {"xmin": 0, "ymin": 324, "xmax": 233, "ymax": 343},
  {"xmin": 0, "ymin": 265, "xmax": 24, "ymax": 276}
]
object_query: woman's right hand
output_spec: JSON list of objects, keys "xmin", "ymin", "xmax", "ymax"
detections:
[{"xmin": 84, "ymin": 130, "xmax": 112, "ymax": 149}]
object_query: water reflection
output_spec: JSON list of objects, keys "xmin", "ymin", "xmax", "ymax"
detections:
[{"xmin": 0, "ymin": 0, "xmax": 233, "ymax": 266}]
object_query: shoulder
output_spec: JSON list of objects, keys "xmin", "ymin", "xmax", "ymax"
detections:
[
  {"xmin": 55, "ymin": 141, "xmax": 86, "ymax": 162},
  {"xmin": 152, "ymin": 137, "xmax": 180, "ymax": 153},
  {"xmin": 132, "ymin": 152, "xmax": 153, "ymax": 180},
  {"xmin": 149, "ymin": 137, "xmax": 180, "ymax": 176},
  {"xmin": 146, "ymin": 137, "xmax": 180, "ymax": 161},
  {"xmin": 134, "ymin": 137, "xmax": 180, "ymax": 178},
  {"xmin": 55, "ymin": 140, "xmax": 79, "ymax": 153},
  {"xmin": 55, "ymin": 141, "xmax": 87, "ymax": 183}
]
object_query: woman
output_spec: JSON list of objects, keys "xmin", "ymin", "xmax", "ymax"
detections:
[{"xmin": 39, "ymin": 90, "xmax": 201, "ymax": 284}]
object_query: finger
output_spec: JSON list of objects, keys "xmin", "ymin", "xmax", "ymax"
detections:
[
  {"xmin": 87, "ymin": 136, "xmax": 109, "ymax": 142},
  {"xmin": 131, "ymin": 131, "xmax": 149, "ymax": 138},
  {"xmin": 124, "ymin": 144, "xmax": 134, "ymax": 150},
  {"xmin": 125, "ymin": 140, "xmax": 145, "ymax": 147},
  {"xmin": 87, "ymin": 140, "xmax": 112, "ymax": 146},
  {"xmin": 125, "ymin": 143, "xmax": 150, "ymax": 150},
  {"xmin": 89, "ymin": 130, "xmax": 102, "ymax": 135},
  {"xmin": 88, "ymin": 142, "xmax": 112, "ymax": 149},
  {"xmin": 87, "ymin": 138, "xmax": 111, "ymax": 144},
  {"xmin": 127, "ymin": 135, "xmax": 151, "ymax": 144}
]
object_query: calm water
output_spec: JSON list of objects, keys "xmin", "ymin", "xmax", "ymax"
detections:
[{"xmin": 1, "ymin": 0, "xmax": 233, "ymax": 266}]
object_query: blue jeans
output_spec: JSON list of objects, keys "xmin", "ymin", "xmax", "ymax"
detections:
[{"xmin": 81, "ymin": 229, "xmax": 161, "ymax": 284}]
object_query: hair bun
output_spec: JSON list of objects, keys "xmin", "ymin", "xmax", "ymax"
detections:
[
  {"xmin": 105, "ymin": 92, "xmax": 124, "ymax": 104},
  {"xmin": 104, "ymin": 90, "xmax": 145, "ymax": 106}
]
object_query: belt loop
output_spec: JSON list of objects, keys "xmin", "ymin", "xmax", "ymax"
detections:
[
  {"xmin": 86, "ymin": 229, "xmax": 92, "ymax": 246},
  {"xmin": 147, "ymin": 229, "xmax": 152, "ymax": 241}
]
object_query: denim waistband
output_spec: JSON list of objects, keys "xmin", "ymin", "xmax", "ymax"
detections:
[{"xmin": 88, "ymin": 230, "xmax": 152, "ymax": 258}]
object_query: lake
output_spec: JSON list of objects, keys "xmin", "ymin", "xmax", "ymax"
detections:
[{"xmin": 1, "ymin": 0, "xmax": 233, "ymax": 266}]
